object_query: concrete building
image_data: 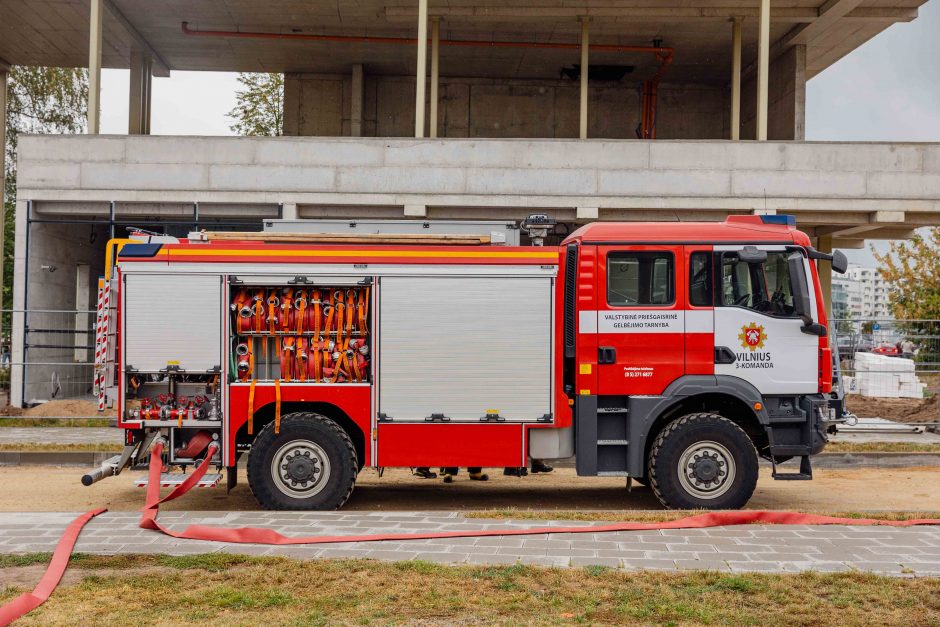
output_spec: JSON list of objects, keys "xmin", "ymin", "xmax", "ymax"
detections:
[
  {"xmin": 833, "ymin": 265, "xmax": 894, "ymax": 321},
  {"xmin": 2, "ymin": 0, "xmax": 940, "ymax": 404}
]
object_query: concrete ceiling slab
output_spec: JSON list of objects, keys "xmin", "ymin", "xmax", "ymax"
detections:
[{"xmin": 0, "ymin": 0, "xmax": 925, "ymax": 82}]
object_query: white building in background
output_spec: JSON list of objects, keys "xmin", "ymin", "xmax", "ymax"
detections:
[{"xmin": 833, "ymin": 265, "xmax": 893, "ymax": 320}]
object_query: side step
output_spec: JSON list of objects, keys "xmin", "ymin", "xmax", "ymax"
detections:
[
  {"xmin": 772, "ymin": 455, "xmax": 813, "ymax": 481},
  {"xmin": 135, "ymin": 473, "xmax": 223, "ymax": 488}
]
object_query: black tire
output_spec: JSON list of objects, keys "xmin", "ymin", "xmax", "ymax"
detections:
[
  {"xmin": 647, "ymin": 412, "xmax": 758, "ymax": 510},
  {"xmin": 247, "ymin": 412, "xmax": 358, "ymax": 510}
]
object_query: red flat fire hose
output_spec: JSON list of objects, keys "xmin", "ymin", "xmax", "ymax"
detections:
[{"xmin": 3, "ymin": 441, "xmax": 940, "ymax": 625}]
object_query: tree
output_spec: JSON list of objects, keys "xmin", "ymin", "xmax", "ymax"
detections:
[
  {"xmin": 873, "ymin": 229, "xmax": 940, "ymax": 364},
  {"xmin": 227, "ymin": 73, "xmax": 284, "ymax": 136},
  {"xmin": 4, "ymin": 66, "xmax": 88, "ymax": 316},
  {"xmin": 873, "ymin": 229, "xmax": 940, "ymax": 321}
]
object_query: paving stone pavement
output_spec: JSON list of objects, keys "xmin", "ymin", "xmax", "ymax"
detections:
[
  {"xmin": 1, "ymin": 512, "xmax": 939, "ymax": 576},
  {"xmin": 0, "ymin": 428, "xmax": 119, "ymax": 445}
]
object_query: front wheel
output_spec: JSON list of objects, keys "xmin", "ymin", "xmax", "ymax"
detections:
[
  {"xmin": 247, "ymin": 413, "xmax": 358, "ymax": 510},
  {"xmin": 647, "ymin": 412, "xmax": 758, "ymax": 510}
]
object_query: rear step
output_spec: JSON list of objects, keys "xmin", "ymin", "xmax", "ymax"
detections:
[
  {"xmin": 772, "ymin": 455, "xmax": 813, "ymax": 481},
  {"xmin": 135, "ymin": 473, "xmax": 222, "ymax": 488}
]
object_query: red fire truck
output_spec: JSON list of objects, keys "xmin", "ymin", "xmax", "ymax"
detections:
[{"xmin": 83, "ymin": 215, "xmax": 848, "ymax": 510}]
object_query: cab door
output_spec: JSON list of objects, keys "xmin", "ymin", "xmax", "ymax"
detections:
[
  {"xmin": 596, "ymin": 246, "xmax": 685, "ymax": 395},
  {"xmin": 713, "ymin": 246, "xmax": 818, "ymax": 394}
]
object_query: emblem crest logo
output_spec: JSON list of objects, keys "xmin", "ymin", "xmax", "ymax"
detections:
[{"xmin": 738, "ymin": 323, "xmax": 766, "ymax": 351}]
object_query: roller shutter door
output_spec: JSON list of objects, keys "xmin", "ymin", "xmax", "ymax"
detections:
[
  {"xmin": 123, "ymin": 274, "xmax": 222, "ymax": 372},
  {"xmin": 379, "ymin": 276, "xmax": 552, "ymax": 422}
]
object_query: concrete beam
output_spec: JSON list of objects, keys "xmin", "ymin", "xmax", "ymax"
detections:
[
  {"xmin": 815, "ymin": 210, "xmax": 906, "ymax": 237},
  {"xmin": 0, "ymin": 57, "xmax": 10, "ymax": 72},
  {"xmin": 780, "ymin": 0, "xmax": 865, "ymax": 48},
  {"xmin": 832, "ymin": 239, "xmax": 865, "ymax": 250},
  {"xmin": 103, "ymin": 0, "xmax": 170, "ymax": 77},
  {"xmin": 861, "ymin": 227, "xmax": 916, "ymax": 240},
  {"xmin": 742, "ymin": 4, "xmax": 912, "ymax": 82},
  {"xmin": 386, "ymin": 6, "xmax": 916, "ymax": 22}
]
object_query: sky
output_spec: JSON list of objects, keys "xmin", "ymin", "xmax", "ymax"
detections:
[{"xmin": 97, "ymin": 1, "xmax": 940, "ymax": 265}]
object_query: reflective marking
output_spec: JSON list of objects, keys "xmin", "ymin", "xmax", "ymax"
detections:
[{"xmin": 686, "ymin": 310, "xmax": 714, "ymax": 333}]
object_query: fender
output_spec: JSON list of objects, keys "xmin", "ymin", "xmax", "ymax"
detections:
[{"xmin": 626, "ymin": 375, "xmax": 770, "ymax": 477}]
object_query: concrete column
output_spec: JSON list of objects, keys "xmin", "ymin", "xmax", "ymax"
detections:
[
  {"xmin": 281, "ymin": 203, "xmax": 299, "ymax": 220},
  {"xmin": 10, "ymin": 199, "xmax": 28, "ymax": 407},
  {"xmin": 0, "ymin": 69, "xmax": 7, "ymax": 310},
  {"xmin": 87, "ymin": 0, "xmax": 104, "ymax": 134},
  {"xmin": 730, "ymin": 17, "xmax": 742, "ymax": 140},
  {"xmin": 579, "ymin": 18, "xmax": 590, "ymax": 140},
  {"xmin": 350, "ymin": 64, "xmax": 364, "ymax": 137},
  {"xmin": 414, "ymin": 0, "xmax": 429, "ymax": 138},
  {"xmin": 430, "ymin": 18, "xmax": 440, "ymax": 138},
  {"xmin": 756, "ymin": 0, "xmax": 770, "ymax": 140},
  {"xmin": 816, "ymin": 234, "xmax": 833, "ymax": 314},
  {"xmin": 142, "ymin": 56, "xmax": 152, "ymax": 134},
  {"xmin": 128, "ymin": 49, "xmax": 153, "ymax": 135}
]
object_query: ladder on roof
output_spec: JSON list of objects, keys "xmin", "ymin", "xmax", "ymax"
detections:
[{"xmin": 93, "ymin": 277, "xmax": 117, "ymax": 412}]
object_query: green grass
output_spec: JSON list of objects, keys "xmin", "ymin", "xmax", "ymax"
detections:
[
  {"xmin": 0, "ymin": 443, "xmax": 122, "ymax": 453},
  {"xmin": 0, "ymin": 418, "xmax": 110, "ymax": 428},
  {"xmin": 0, "ymin": 554, "xmax": 937, "ymax": 625},
  {"xmin": 465, "ymin": 509, "xmax": 940, "ymax": 522}
]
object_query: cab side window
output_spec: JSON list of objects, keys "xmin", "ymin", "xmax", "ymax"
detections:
[
  {"xmin": 689, "ymin": 252, "xmax": 712, "ymax": 307},
  {"xmin": 607, "ymin": 252, "xmax": 675, "ymax": 307},
  {"xmin": 720, "ymin": 251, "xmax": 797, "ymax": 317}
]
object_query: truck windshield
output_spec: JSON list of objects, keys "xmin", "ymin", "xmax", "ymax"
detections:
[{"xmin": 720, "ymin": 251, "xmax": 797, "ymax": 317}]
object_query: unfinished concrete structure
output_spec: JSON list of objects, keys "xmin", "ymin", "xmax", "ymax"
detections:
[{"xmin": 2, "ymin": 0, "xmax": 939, "ymax": 405}]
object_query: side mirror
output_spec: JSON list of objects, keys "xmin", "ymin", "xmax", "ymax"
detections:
[
  {"xmin": 787, "ymin": 251, "xmax": 814, "ymax": 327},
  {"xmin": 832, "ymin": 250, "xmax": 848, "ymax": 274},
  {"xmin": 738, "ymin": 246, "xmax": 768, "ymax": 264}
]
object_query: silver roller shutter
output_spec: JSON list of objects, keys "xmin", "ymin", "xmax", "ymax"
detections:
[
  {"xmin": 379, "ymin": 276, "xmax": 552, "ymax": 422},
  {"xmin": 124, "ymin": 274, "xmax": 222, "ymax": 372}
]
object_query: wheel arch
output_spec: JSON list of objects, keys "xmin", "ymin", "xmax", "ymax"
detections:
[
  {"xmin": 237, "ymin": 401, "xmax": 366, "ymax": 469},
  {"xmin": 628, "ymin": 375, "xmax": 769, "ymax": 478}
]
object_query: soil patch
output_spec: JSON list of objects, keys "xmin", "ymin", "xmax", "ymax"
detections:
[
  {"xmin": 22, "ymin": 399, "xmax": 116, "ymax": 418},
  {"xmin": 3, "ymin": 465, "xmax": 940, "ymax": 513},
  {"xmin": 845, "ymin": 394, "xmax": 938, "ymax": 423}
]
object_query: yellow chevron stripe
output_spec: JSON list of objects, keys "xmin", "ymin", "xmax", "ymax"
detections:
[{"xmin": 167, "ymin": 248, "xmax": 558, "ymax": 260}]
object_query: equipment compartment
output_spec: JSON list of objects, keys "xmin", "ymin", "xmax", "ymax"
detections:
[{"xmin": 230, "ymin": 285, "xmax": 371, "ymax": 383}]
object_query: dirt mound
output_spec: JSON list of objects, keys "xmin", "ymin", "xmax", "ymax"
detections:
[
  {"xmin": 845, "ymin": 394, "xmax": 938, "ymax": 424},
  {"xmin": 23, "ymin": 399, "xmax": 117, "ymax": 418}
]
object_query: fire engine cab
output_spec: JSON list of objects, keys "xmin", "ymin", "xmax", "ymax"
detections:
[{"xmin": 84, "ymin": 215, "xmax": 848, "ymax": 510}]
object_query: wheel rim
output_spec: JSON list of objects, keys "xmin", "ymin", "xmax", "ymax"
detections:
[
  {"xmin": 676, "ymin": 440, "xmax": 736, "ymax": 500},
  {"xmin": 270, "ymin": 440, "xmax": 331, "ymax": 499}
]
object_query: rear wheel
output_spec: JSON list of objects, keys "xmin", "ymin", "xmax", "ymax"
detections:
[
  {"xmin": 647, "ymin": 412, "xmax": 758, "ymax": 510},
  {"xmin": 247, "ymin": 412, "xmax": 358, "ymax": 510}
]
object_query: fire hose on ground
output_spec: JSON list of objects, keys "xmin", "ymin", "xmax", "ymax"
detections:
[{"xmin": 3, "ymin": 437, "xmax": 940, "ymax": 623}]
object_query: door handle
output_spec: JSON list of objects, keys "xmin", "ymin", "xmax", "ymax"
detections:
[{"xmin": 598, "ymin": 347, "xmax": 617, "ymax": 364}]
